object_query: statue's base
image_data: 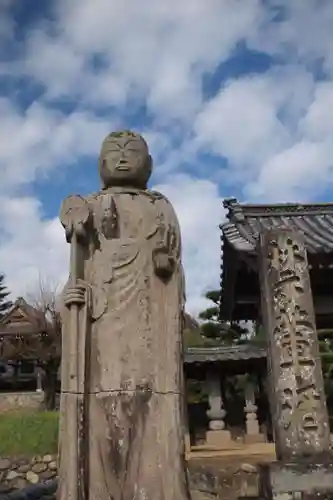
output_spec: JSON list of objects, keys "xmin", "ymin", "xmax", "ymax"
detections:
[
  {"xmin": 259, "ymin": 458, "xmax": 333, "ymax": 499},
  {"xmin": 206, "ymin": 429, "xmax": 232, "ymax": 448},
  {"xmin": 244, "ymin": 433, "xmax": 265, "ymax": 444}
]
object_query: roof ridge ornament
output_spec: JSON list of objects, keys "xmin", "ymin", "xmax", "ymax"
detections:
[{"xmin": 223, "ymin": 198, "xmax": 245, "ymax": 222}]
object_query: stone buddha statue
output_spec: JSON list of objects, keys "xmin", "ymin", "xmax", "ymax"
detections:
[{"xmin": 58, "ymin": 131, "xmax": 190, "ymax": 500}]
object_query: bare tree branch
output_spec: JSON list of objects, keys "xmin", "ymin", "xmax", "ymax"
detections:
[{"xmin": 24, "ymin": 275, "xmax": 62, "ymax": 409}]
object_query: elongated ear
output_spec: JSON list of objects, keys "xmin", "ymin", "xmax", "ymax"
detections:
[
  {"xmin": 145, "ymin": 154, "xmax": 153, "ymax": 182},
  {"xmin": 99, "ymin": 157, "xmax": 108, "ymax": 189},
  {"xmin": 138, "ymin": 153, "xmax": 153, "ymax": 188}
]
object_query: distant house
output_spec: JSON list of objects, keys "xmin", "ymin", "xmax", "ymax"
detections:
[{"xmin": 0, "ymin": 297, "xmax": 46, "ymax": 391}]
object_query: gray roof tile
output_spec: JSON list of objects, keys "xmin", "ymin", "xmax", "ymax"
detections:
[
  {"xmin": 221, "ymin": 199, "xmax": 333, "ymax": 254},
  {"xmin": 184, "ymin": 345, "xmax": 266, "ymax": 363}
]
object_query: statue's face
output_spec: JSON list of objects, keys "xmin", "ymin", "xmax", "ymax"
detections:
[{"xmin": 99, "ymin": 134, "xmax": 151, "ymax": 188}]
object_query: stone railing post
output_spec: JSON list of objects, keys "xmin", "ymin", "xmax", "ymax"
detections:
[
  {"xmin": 36, "ymin": 366, "xmax": 43, "ymax": 393},
  {"xmin": 244, "ymin": 378, "xmax": 264, "ymax": 443},
  {"xmin": 205, "ymin": 368, "xmax": 231, "ymax": 448}
]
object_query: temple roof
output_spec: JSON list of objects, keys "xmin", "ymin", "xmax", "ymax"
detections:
[
  {"xmin": 221, "ymin": 198, "xmax": 333, "ymax": 254},
  {"xmin": 184, "ymin": 345, "xmax": 266, "ymax": 363}
]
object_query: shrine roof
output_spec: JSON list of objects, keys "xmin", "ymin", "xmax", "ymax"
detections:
[
  {"xmin": 184, "ymin": 344, "xmax": 266, "ymax": 363},
  {"xmin": 221, "ymin": 198, "xmax": 333, "ymax": 254}
]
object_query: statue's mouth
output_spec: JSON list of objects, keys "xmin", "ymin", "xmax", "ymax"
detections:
[{"xmin": 116, "ymin": 162, "xmax": 129, "ymax": 171}]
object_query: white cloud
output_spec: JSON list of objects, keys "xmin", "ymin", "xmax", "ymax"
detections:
[
  {"xmin": 242, "ymin": 77, "xmax": 333, "ymax": 201},
  {"xmin": 20, "ymin": 0, "xmax": 263, "ymax": 122},
  {"xmin": 245, "ymin": 140, "xmax": 333, "ymax": 201},
  {"xmin": 0, "ymin": 197, "xmax": 68, "ymax": 299},
  {"xmin": 0, "ymin": 99, "xmax": 113, "ymax": 191},
  {"xmin": 153, "ymin": 175, "xmax": 224, "ymax": 314},
  {"xmin": 249, "ymin": 1, "xmax": 333, "ymax": 75},
  {"xmin": 194, "ymin": 74, "xmax": 290, "ymax": 172},
  {"xmin": 300, "ymin": 81, "xmax": 333, "ymax": 141},
  {"xmin": 194, "ymin": 62, "xmax": 333, "ymax": 201}
]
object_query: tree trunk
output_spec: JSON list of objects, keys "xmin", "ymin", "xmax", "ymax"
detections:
[{"xmin": 43, "ymin": 362, "xmax": 59, "ymax": 410}]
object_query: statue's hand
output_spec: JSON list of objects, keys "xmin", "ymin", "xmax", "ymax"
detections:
[
  {"xmin": 152, "ymin": 248, "xmax": 175, "ymax": 279},
  {"xmin": 63, "ymin": 280, "xmax": 88, "ymax": 309}
]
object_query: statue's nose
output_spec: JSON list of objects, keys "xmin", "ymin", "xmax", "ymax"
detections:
[
  {"xmin": 116, "ymin": 152, "xmax": 129, "ymax": 170},
  {"xmin": 119, "ymin": 149, "xmax": 128, "ymax": 160}
]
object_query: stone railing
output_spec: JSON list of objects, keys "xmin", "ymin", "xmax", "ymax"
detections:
[{"xmin": 0, "ymin": 455, "xmax": 57, "ymax": 494}]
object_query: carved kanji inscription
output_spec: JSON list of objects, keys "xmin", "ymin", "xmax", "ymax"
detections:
[{"xmin": 259, "ymin": 229, "xmax": 331, "ymax": 460}]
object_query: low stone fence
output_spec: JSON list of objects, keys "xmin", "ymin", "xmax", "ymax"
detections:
[
  {"xmin": 0, "ymin": 392, "xmax": 44, "ymax": 413},
  {"xmin": 0, "ymin": 455, "xmax": 57, "ymax": 493},
  {"xmin": 0, "ymin": 454, "xmax": 262, "ymax": 499}
]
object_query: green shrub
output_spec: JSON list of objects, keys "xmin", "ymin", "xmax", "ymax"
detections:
[{"xmin": 0, "ymin": 411, "xmax": 59, "ymax": 456}]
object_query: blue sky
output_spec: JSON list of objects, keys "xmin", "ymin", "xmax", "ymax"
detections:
[{"xmin": 1, "ymin": 0, "xmax": 333, "ymax": 314}]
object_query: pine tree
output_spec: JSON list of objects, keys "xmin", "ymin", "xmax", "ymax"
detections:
[
  {"xmin": 199, "ymin": 289, "xmax": 247, "ymax": 344},
  {"xmin": 0, "ymin": 274, "xmax": 12, "ymax": 318}
]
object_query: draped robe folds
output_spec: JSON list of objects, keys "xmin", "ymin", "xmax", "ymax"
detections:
[{"xmin": 57, "ymin": 187, "xmax": 190, "ymax": 500}]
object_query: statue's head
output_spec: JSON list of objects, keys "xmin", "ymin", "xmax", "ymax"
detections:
[{"xmin": 99, "ymin": 130, "xmax": 152, "ymax": 189}]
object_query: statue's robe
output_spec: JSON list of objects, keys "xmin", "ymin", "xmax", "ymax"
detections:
[{"xmin": 58, "ymin": 187, "xmax": 190, "ymax": 500}]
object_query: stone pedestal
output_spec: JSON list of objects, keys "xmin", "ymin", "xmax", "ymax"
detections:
[
  {"xmin": 258, "ymin": 229, "xmax": 333, "ymax": 499},
  {"xmin": 205, "ymin": 369, "xmax": 232, "ymax": 448},
  {"xmin": 259, "ymin": 459, "xmax": 333, "ymax": 499},
  {"xmin": 206, "ymin": 429, "xmax": 232, "ymax": 447}
]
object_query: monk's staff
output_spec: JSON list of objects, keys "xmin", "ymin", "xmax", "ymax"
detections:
[{"xmin": 60, "ymin": 195, "xmax": 90, "ymax": 500}]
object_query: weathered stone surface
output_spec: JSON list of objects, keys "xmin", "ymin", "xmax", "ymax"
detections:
[
  {"xmin": 0, "ymin": 458, "xmax": 11, "ymax": 471},
  {"xmin": 258, "ymin": 229, "xmax": 333, "ymax": 499},
  {"xmin": 15, "ymin": 457, "xmax": 29, "ymax": 466},
  {"xmin": 6, "ymin": 470, "xmax": 20, "ymax": 480},
  {"xmin": 42, "ymin": 454, "xmax": 54, "ymax": 463},
  {"xmin": 258, "ymin": 229, "xmax": 331, "ymax": 461},
  {"xmin": 48, "ymin": 460, "xmax": 57, "ymax": 471},
  {"xmin": 188, "ymin": 461, "xmax": 262, "ymax": 500},
  {"xmin": 26, "ymin": 470, "xmax": 39, "ymax": 484},
  {"xmin": 239, "ymin": 463, "xmax": 257, "ymax": 474},
  {"xmin": 10, "ymin": 477, "xmax": 28, "ymax": 489},
  {"xmin": 32, "ymin": 462, "xmax": 47, "ymax": 473},
  {"xmin": 0, "ymin": 392, "xmax": 44, "ymax": 413},
  {"xmin": 191, "ymin": 491, "xmax": 218, "ymax": 500},
  {"xmin": 40, "ymin": 469, "xmax": 57, "ymax": 480},
  {"xmin": 58, "ymin": 131, "xmax": 190, "ymax": 500},
  {"xmin": 17, "ymin": 464, "xmax": 31, "ymax": 473},
  {"xmin": 188, "ymin": 466, "xmax": 219, "ymax": 494},
  {"xmin": 260, "ymin": 460, "xmax": 333, "ymax": 498}
]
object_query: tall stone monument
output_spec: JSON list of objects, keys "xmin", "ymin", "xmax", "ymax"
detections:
[
  {"xmin": 258, "ymin": 229, "xmax": 333, "ymax": 499},
  {"xmin": 58, "ymin": 131, "xmax": 191, "ymax": 500}
]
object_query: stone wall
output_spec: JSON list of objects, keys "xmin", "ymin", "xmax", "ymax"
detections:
[
  {"xmin": 0, "ymin": 455, "xmax": 57, "ymax": 494},
  {"xmin": 0, "ymin": 454, "xmax": 262, "ymax": 499},
  {"xmin": 0, "ymin": 391, "xmax": 44, "ymax": 413}
]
